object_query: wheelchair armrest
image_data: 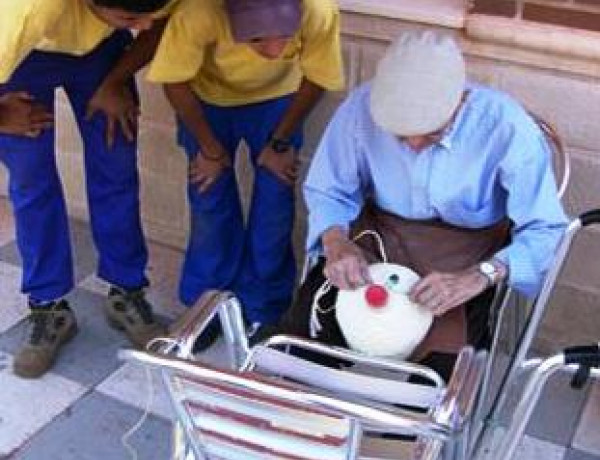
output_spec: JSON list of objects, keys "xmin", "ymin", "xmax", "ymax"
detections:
[
  {"xmin": 433, "ymin": 347, "xmax": 488, "ymax": 429},
  {"xmin": 259, "ymin": 334, "xmax": 445, "ymax": 388},
  {"xmin": 165, "ymin": 290, "xmax": 245, "ymax": 358}
]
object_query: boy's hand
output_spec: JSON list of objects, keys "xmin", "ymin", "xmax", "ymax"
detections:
[
  {"xmin": 86, "ymin": 79, "xmax": 139, "ymax": 148},
  {"xmin": 0, "ymin": 92, "xmax": 54, "ymax": 137},
  {"xmin": 257, "ymin": 145, "xmax": 298, "ymax": 186},
  {"xmin": 189, "ymin": 144, "xmax": 231, "ymax": 193}
]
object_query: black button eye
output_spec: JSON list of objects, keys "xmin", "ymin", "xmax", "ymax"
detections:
[{"xmin": 389, "ymin": 274, "xmax": 400, "ymax": 284}]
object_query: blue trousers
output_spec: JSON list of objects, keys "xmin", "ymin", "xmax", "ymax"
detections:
[
  {"xmin": 0, "ymin": 31, "xmax": 148, "ymax": 302},
  {"xmin": 177, "ymin": 96, "xmax": 302, "ymax": 323}
]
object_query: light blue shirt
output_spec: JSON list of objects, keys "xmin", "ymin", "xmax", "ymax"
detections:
[{"xmin": 304, "ymin": 82, "xmax": 568, "ymax": 298}]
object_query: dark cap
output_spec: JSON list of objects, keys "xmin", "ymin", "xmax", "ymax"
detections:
[{"xmin": 225, "ymin": 0, "xmax": 301, "ymax": 42}]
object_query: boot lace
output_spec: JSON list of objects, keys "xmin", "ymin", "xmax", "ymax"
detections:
[
  {"xmin": 29, "ymin": 312, "xmax": 50, "ymax": 345},
  {"xmin": 124, "ymin": 290, "xmax": 154, "ymax": 325}
]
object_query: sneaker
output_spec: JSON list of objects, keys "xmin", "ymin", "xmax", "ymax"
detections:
[
  {"xmin": 104, "ymin": 287, "xmax": 165, "ymax": 349},
  {"xmin": 13, "ymin": 300, "xmax": 78, "ymax": 379}
]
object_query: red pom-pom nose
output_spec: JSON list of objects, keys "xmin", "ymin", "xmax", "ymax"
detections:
[{"xmin": 365, "ymin": 284, "xmax": 389, "ymax": 308}]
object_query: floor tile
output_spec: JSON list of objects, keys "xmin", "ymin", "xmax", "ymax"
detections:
[
  {"xmin": 96, "ymin": 362, "xmax": 175, "ymax": 420},
  {"xmin": 13, "ymin": 391, "xmax": 172, "ymax": 460},
  {"xmin": 0, "ymin": 197, "xmax": 15, "ymax": 246},
  {"xmin": 0, "ymin": 218, "xmax": 97, "ymax": 283},
  {"xmin": 0, "ymin": 261, "xmax": 26, "ymax": 334},
  {"xmin": 476, "ymin": 429, "xmax": 566, "ymax": 460},
  {"xmin": 565, "ymin": 448, "xmax": 600, "ymax": 460},
  {"xmin": 511, "ymin": 435, "xmax": 566, "ymax": 460},
  {"xmin": 573, "ymin": 382, "xmax": 600, "ymax": 455},
  {"xmin": 524, "ymin": 372, "xmax": 591, "ymax": 445},
  {"xmin": 0, "ymin": 352, "xmax": 87, "ymax": 458},
  {"xmin": 0, "ymin": 287, "xmax": 129, "ymax": 387}
]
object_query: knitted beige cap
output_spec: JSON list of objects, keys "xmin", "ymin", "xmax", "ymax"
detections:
[{"xmin": 370, "ymin": 31, "xmax": 466, "ymax": 136}]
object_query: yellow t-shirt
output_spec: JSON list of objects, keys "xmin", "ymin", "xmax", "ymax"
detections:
[
  {"xmin": 147, "ymin": 0, "xmax": 345, "ymax": 106},
  {"xmin": 0, "ymin": 0, "xmax": 177, "ymax": 84}
]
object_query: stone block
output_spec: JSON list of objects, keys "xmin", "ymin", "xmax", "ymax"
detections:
[
  {"xmin": 523, "ymin": 3, "xmax": 600, "ymax": 33},
  {"xmin": 0, "ymin": 167, "xmax": 7, "ymax": 196},
  {"xmin": 466, "ymin": 55, "xmax": 504, "ymax": 87},
  {"xmin": 136, "ymin": 71, "xmax": 178, "ymax": 126},
  {"xmin": 558, "ymin": 226, "xmax": 600, "ymax": 291},
  {"xmin": 137, "ymin": 122, "xmax": 182, "ymax": 177},
  {"xmin": 55, "ymin": 90, "xmax": 83, "ymax": 156},
  {"xmin": 562, "ymin": 148, "xmax": 600, "ymax": 216},
  {"xmin": 303, "ymin": 92, "xmax": 346, "ymax": 160},
  {"xmin": 536, "ymin": 283, "xmax": 600, "ymax": 353},
  {"xmin": 139, "ymin": 171, "xmax": 188, "ymax": 249},
  {"xmin": 489, "ymin": 65, "xmax": 600, "ymax": 151},
  {"xmin": 470, "ymin": 0, "xmax": 517, "ymax": 18}
]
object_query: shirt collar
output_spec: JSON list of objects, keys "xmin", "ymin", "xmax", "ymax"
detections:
[{"xmin": 438, "ymin": 87, "xmax": 472, "ymax": 151}]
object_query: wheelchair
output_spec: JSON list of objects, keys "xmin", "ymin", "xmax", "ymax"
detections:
[
  {"xmin": 119, "ymin": 118, "xmax": 600, "ymax": 459},
  {"xmin": 120, "ymin": 206, "xmax": 600, "ymax": 460}
]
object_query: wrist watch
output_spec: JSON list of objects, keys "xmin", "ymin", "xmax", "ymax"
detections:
[
  {"xmin": 478, "ymin": 261, "xmax": 500, "ymax": 286},
  {"xmin": 269, "ymin": 136, "xmax": 292, "ymax": 153}
]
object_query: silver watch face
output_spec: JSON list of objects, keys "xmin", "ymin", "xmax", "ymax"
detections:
[
  {"xmin": 479, "ymin": 262, "xmax": 498, "ymax": 284},
  {"xmin": 480, "ymin": 262, "xmax": 496, "ymax": 276}
]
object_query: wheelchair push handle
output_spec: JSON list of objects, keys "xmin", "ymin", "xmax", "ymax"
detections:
[
  {"xmin": 564, "ymin": 344, "xmax": 600, "ymax": 367},
  {"xmin": 580, "ymin": 209, "xmax": 600, "ymax": 227},
  {"xmin": 564, "ymin": 343, "xmax": 600, "ymax": 389}
]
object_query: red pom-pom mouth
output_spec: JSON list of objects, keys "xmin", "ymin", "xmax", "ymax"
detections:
[{"xmin": 365, "ymin": 284, "xmax": 389, "ymax": 308}]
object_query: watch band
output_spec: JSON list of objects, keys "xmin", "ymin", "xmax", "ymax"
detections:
[{"xmin": 268, "ymin": 135, "xmax": 292, "ymax": 153}]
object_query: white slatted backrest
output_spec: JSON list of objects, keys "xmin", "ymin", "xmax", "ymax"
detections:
[{"xmin": 167, "ymin": 371, "xmax": 355, "ymax": 460}]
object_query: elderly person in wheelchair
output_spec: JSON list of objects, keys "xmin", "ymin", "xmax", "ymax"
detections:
[{"xmin": 275, "ymin": 30, "xmax": 568, "ymax": 381}]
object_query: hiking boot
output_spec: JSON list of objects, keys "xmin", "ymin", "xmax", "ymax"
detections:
[
  {"xmin": 13, "ymin": 300, "xmax": 78, "ymax": 379},
  {"xmin": 104, "ymin": 287, "xmax": 166, "ymax": 349}
]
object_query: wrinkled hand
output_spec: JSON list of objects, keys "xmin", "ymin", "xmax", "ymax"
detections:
[
  {"xmin": 257, "ymin": 145, "xmax": 298, "ymax": 186},
  {"xmin": 189, "ymin": 145, "xmax": 231, "ymax": 193},
  {"xmin": 323, "ymin": 233, "xmax": 372, "ymax": 290},
  {"xmin": 0, "ymin": 92, "xmax": 53, "ymax": 137},
  {"xmin": 86, "ymin": 79, "xmax": 139, "ymax": 148},
  {"xmin": 409, "ymin": 269, "xmax": 488, "ymax": 316}
]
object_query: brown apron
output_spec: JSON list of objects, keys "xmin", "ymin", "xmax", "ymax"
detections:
[{"xmin": 350, "ymin": 202, "xmax": 510, "ymax": 360}]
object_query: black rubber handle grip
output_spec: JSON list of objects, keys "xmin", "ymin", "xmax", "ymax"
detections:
[
  {"xmin": 580, "ymin": 209, "xmax": 600, "ymax": 227},
  {"xmin": 564, "ymin": 344, "xmax": 600, "ymax": 367}
]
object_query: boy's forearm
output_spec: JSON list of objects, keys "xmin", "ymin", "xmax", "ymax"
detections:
[
  {"xmin": 163, "ymin": 82, "xmax": 221, "ymax": 155},
  {"xmin": 271, "ymin": 78, "xmax": 324, "ymax": 140},
  {"xmin": 104, "ymin": 19, "xmax": 167, "ymax": 85}
]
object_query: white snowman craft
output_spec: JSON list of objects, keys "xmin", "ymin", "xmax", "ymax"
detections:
[
  {"xmin": 311, "ymin": 231, "xmax": 434, "ymax": 359},
  {"xmin": 335, "ymin": 263, "xmax": 433, "ymax": 358}
]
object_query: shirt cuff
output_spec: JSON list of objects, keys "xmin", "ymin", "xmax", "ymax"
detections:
[{"xmin": 494, "ymin": 247, "xmax": 540, "ymax": 298}]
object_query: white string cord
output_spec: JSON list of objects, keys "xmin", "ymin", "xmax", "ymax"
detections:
[
  {"xmin": 120, "ymin": 336, "xmax": 180, "ymax": 460},
  {"xmin": 352, "ymin": 229, "xmax": 388, "ymax": 263},
  {"xmin": 310, "ymin": 229, "xmax": 387, "ymax": 337}
]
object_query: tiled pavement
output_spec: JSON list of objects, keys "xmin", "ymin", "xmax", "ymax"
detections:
[{"xmin": 0, "ymin": 196, "xmax": 599, "ymax": 460}]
